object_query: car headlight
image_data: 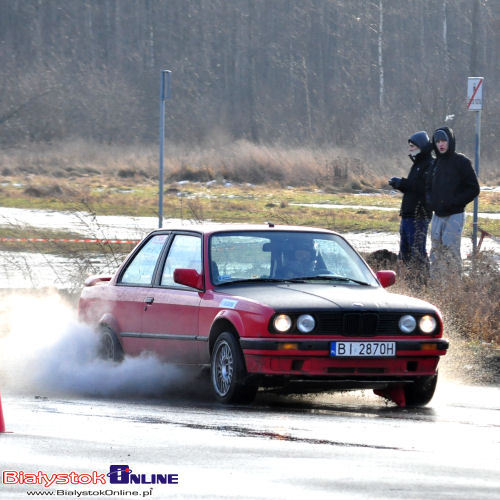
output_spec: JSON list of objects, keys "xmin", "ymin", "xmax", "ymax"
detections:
[
  {"xmin": 419, "ymin": 315, "xmax": 437, "ymax": 334},
  {"xmin": 297, "ymin": 314, "xmax": 315, "ymax": 333},
  {"xmin": 273, "ymin": 314, "xmax": 292, "ymax": 333},
  {"xmin": 399, "ymin": 315, "xmax": 416, "ymax": 333}
]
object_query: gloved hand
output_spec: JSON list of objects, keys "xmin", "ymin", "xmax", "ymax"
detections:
[{"xmin": 389, "ymin": 177, "xmax": 402, "ymax": 189}]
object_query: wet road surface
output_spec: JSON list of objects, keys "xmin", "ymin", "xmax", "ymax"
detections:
[{"xmin": 1, "ymin": 381, "xmax": 499, "ymax": 499}]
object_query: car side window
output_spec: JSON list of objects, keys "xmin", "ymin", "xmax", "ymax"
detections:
[
  {"xmin": 161, "ymin": 234, "xmax": 202, "ymax": 287},
  {"xmin": 120, "ymin": 234, "xmax": 168, "ymax": 285}
]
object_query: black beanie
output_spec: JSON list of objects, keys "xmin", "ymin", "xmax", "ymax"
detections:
[{"xmin": 433, "ymin": 130, "xmax": 449, "ymax": 143}]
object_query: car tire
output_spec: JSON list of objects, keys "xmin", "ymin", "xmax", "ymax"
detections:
[
  {"xmin": 404, "ymin": 373, "xmax": 438, "ymax": 407},
  {"xmin": 98, "ymin": 326, "xmax": 124, "ymax": 362},
  {"xmin": 211, "ymin": 332, "xmax": 257, "ymax": 404}
]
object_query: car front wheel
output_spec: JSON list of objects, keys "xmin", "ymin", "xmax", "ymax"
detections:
[
  {"xmin": 211, "ymin": 332, "xmax": 257, "ymax": 404},
  {"xmin": 404, "ymin": 373, "xmax": 438, "ymax": 407}
]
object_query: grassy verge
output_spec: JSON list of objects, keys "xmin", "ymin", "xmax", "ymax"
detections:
[{"xmin": 1, "ymin": 177, "xmax": 499, "ymax": 235}]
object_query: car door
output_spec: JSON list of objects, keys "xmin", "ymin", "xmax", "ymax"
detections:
[
  {"xmin": 140, "ymin": 232, "xmax": 203, "ymax": 363},
  {"xmin": 115, "ymin": 233, "xmax": 170, "ymax": 356}
]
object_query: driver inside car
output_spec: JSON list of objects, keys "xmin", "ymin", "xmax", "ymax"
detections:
[{"xmin": 282, "ymin": 240, "xmax": 317, "ymax": 278}]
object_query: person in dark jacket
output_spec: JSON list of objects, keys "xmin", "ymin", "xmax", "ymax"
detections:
[
  {"xmin": 389, "ymin": 131, "xmax": 433, "ymax": 275},
  {"xmin": 427, "ymin": 126, "xmax": 480, "ymax": 276}
]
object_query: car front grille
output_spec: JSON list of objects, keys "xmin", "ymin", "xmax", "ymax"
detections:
[{"xmin": 316, "ymin": 312, "xmax": 401, "ymax": 336}]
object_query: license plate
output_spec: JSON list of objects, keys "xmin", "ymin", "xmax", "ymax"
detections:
[{"xmin": 330, "ymin": 341, "xmax": 396, "ymax": 357}]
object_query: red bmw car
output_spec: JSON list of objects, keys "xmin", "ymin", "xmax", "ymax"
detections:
[{"xmin": 78, "ymin": 224, "xmax": 448, "ymax": 407}]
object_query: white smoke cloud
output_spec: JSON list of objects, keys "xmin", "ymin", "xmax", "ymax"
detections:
[{"xmin": 0, "ymin": 292, "xmax": 199, "ymax": 398}]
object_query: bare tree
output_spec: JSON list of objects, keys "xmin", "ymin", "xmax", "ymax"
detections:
[
  {"xmin": 378, "ymin": 0, "xmax": 384, "ymax": 109},
  {"xmin": 0, "ymin": 0, "xmax": 497, "ymax": 161}
]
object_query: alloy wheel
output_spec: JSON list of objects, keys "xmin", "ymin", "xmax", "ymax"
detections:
[{"xmin": 214, "ymin": 340, "xmax": 234, "ymax": 396}]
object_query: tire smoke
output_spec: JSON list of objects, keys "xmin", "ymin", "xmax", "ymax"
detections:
[{"xmin": 0, "ymin": 291, "xmax": 198, "ymax": 398}]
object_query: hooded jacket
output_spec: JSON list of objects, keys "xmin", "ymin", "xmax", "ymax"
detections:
[
  {"xmin": 398, "ymin": 132, "xmax": 433, "ymax": 219},
  {"xmin": 428, "ymin": 126, "xmax": 480, "ymax": 217}
]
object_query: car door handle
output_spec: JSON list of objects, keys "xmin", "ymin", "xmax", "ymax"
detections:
[{"xmin": 144, "ymin": 297, "xmax": 155, "ymax": 305}]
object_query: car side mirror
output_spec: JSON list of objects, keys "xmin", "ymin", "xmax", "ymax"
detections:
[
  {"xmin": 376, "ymin": 270, "xmax": 396, "ymax": 288},
  {"xmin": 173, "ymin": 268, "xmax": 203, "ymax": 289}
]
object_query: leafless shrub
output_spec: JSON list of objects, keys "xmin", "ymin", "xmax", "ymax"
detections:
[
  {"xmin": 0, "ymin": 201, "xmax": 138, "ymax": 293},
  {"xmin": 168, "ymin": 163, "xmax": 215, "ymax": 183},
  {"xmin": 117, "ymin": 168, "xmax": 137, "ymax": 178},
  {"xmin": 23, "ymin": 184, "xmax": 63, "ymax": 198},
  {"xmin": 394, "ymin": 254, "xmax": 500, "ymax": 346},
  {"xmin": 185, "ymin": 198, "xmax": 205, "ymax": 223},
  {"xmin": 391, "ymin": 255, "xmax": 500, "ymax": 383}
]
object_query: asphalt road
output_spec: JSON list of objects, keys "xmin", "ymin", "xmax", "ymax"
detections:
[{"xmin": 1, "ymin": 380, "xmax": 499, "ymax": 500}]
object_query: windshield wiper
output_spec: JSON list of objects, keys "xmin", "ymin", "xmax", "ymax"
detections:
[
  {"xmin": 215, "ymin": 278, "xmax": 288, "ymax": 286},
  {"xmin": 287, "ymin": 275, "xmax": 372, "ymax": 286},
  {"xmin": 215, "ymin": 276, "xmax": 373, "ymax": 287}
]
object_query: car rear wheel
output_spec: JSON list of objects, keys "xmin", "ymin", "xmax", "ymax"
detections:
[
  {"xmin": 98, "ymin": 326, "xmax": 124, "ymax": 362},
  {"xmin": 404, "ymin": 373, "xmax": 438, "ymax": 407},
  {"xmin": 211, "ymin": 332, "xmax": 257, "ymax": 404}
]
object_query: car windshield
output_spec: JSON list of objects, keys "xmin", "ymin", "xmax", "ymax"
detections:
[{"xmin": 209, "ymin": 231, "xmax": 378, "ymax": 287}]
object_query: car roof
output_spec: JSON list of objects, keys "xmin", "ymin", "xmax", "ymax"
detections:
[{"xmin": 150, "ymin": 223, "xmax": 340, "ymax": 237}]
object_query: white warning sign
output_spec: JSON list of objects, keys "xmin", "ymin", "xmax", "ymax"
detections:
[{"xmin": 467, "ymin": 77, "xmax": 484, "ymax": 111}]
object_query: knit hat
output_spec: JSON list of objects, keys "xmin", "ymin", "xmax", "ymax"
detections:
[{"xmin": 433, "ymin": 129, "xmax": 449, "ymax": 143}]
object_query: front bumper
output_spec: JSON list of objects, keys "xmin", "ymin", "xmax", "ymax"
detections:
[{"xmin": 241, "ymin": 338, "xmax": 448, "ymax": 377}]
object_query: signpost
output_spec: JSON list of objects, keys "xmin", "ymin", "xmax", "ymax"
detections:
[
  {"xmin": 159, "ymin": 70, "xmax": 172, "ymax": 229},
  {"xmin": 467, "ymin": 77, "xmax": 483, "ymax": 253}
]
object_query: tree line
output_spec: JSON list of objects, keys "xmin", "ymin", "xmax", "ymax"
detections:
[{"xmin": 0, "ymin": 0, "xmax": 498, "ymax": 162}]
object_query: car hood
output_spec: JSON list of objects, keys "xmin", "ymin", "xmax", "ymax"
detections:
[{"xmin": 215, "ymin": 283, "xmax": 435, "ymax": 313}]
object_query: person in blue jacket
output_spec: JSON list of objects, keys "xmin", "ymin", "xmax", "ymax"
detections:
[
  {"xmin": 389, "ymin": 131, "xmax": 433, "ymax": 277},
  {"xmin": 427, "ymin": 126, "xmax": 480, "ymax": 276}
]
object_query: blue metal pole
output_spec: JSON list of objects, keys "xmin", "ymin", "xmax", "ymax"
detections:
[
  {"xmin": 159, "ymin": 70, "xmax": 171, "ymax": 229},
  {"xmin": 472, "ymin": 109, "xmax": 481, "ymax": 253}
]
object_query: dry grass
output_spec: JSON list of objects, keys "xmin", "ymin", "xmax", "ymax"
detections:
[
  {"xmin": 0, "ymin": 140, "xmax": 405, "ymax": 186},
  {"xmin": 389, "ymin": 256, "xmax": 500, "ymax": 383},
  {"xmin": 2, "ymin": 139, "xmax": 499, "ymax": 188},
  {"xmin": 165, "ymin": 140, "xmax": 372, "ymax": 189},
  {"xmin": 393, "ymin": 255, "xmax": 500, "ymax": 347},
  {"xmin": 0, "ymin": 139, "xmax": 156, "ymax": 178}
]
